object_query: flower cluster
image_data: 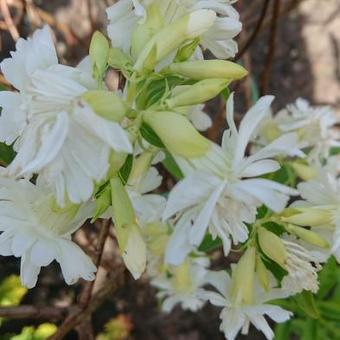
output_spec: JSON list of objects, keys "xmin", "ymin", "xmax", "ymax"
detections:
[{"xmin": 0, "ymin": 1, "xmax": 339, "ymax": 339}]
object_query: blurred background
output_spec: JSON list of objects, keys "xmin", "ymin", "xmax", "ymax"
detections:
[{"xmin": 0, "ymin": 0, "xmax": 339, "ymax": 339}]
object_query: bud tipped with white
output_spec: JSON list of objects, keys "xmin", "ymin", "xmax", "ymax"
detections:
[{"xmin": 143, "ymin": 111, "xmax": 210, "ymax": 157}]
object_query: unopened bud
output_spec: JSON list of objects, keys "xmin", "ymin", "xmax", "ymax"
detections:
[
  {"xmin": 285, "ymin": 224, "xmax": 330, "ymax": 248},
  {"xmin": 82, "ymin": 91, "xmax": 128, "ymax": 122},
  {"xmin": 89, "ymin": 31, "xmax": 110, "ymax": 80},
  {"xmin": 166, "ymin": 60, "xmax": 248, "ymax": 81},
  {"xmin": 258, "ymin": 228, "xmax": 287, "ymax": 268},
  {"xmin": 256, "ymin": 255, "xmax": 270, "ymax": 291},
  {"xmin": 290, "ymin": 162, "xmax": 317, "ymax": 181},
  {"xmin": 166, "ymin": 79, "xmax": 229, "ymax": 108},
  {"xmin": 282, "ymin": 208, "xmax": 331, "ymax": 227},
  {"xmin": 134, "ymin": 10, "xmax": 216, "ymax": 72},
  {"xmin": 231, "ymin": 246, "xmax": 256, "ymax": 305},
  {"xmin": 143, "ymin": 111, "xmax": 210, "ymax": 157}
]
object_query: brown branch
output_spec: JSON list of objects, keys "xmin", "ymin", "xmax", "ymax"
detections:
[
  {"xmin": 0, "ymin": 305, "xmax": 67, "ymax": 320},
  {"xmin": 260, "ymin": 0, "xmax": 281, "ymax": 95},
  {"xmin": 79, "ymin": 219, "xmax": 111, "ymax": 308},
  {"xmin": 50, "ymin": 219, "xmax": 112, "ymax": 340},
  {"xmin": 0, "ymin": 0, "xmax": 19, "ymax": 41},
  {"xmin": 235, "ymin": 0, "xmax": 271, "ymax": 61},
  {"xmin": 48, "ymin": 271, "xmax": 123, "ymax": 340}
]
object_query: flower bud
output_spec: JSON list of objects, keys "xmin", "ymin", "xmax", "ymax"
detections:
[
  {"xmin": 256, "ymin": 255, "xmax": 270, "ymax": 291},
  {"xmin": 258, "ymin": 228, "xmax": 287, "ymax": 268},
  {"xmin": 131, "ymin": 3, "xmax": 163, "ymax": 59},
  {"xmin": 127, "ymin": 150, "xmax": 154, "ymax": 187},
  {"xmin": 143, "ymin": 111, "xmax": 210, "ymax": 157},
  {"xmin": 82, "ymin": 91, "xmax": 128, "ymax": 122},
  {"xmin": 110, "ymin": 177, "xmax": 146, "ymax": 279},
  {"xmin": 122, "ymin": 223, "xmax": 147, "ymax": 279},
  {"xmin": 285, "ymin": 224, "xmax": 330, "ymax": 248},
  {"xmin": 166, "ymin": 79, "xmax": 229, "ymax": 108},
  {"xmin": 290, "ymin": 162, "xmax": 317, "ymax": 181},
  {"xmin": 282, "ymin": 208, "xmax": 331, "ymax": 227},
  {"xmin": 231, "ymin": 246, "xmax": 256, "ymax": 305},
  {"xmin": 108, "ymin": 48, "xmax": 133, "ymax": 72},
  {"xmin": 89, "ymin": 31, "xmax": 110, "ymax": 80},
  {"xmin": 166, "ymin": 60, "xmax": 248, "ymax": 81},
  {"xmin": 134, "ymin": 10, "xmax": 216, "ymax": 72}
]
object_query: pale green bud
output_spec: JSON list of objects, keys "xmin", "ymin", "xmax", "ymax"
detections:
[
  {"xmin": 92, "ymin": 185, "xmax": 111, "ymax": 222},
  {"xmin": 108, "ymin": 48, "xmax": 133, "ymax": 72},
  {"xmin": 131, "ymin": 3, "xmax": 164, "ymax": 59},
  {"xmin": 122, "ymin": 223, "xmax": 147, "ymax": 279},
  {"xmin": 127, "ymin": 150, "xmax": 154, "ymax": 188},
  {"xmin": 110, "ymin": 177, "xmax": 146, "ymax": 279},
  {"xmin": 290, "ymin": 162, "xmax": 317, "ymax": 181},
  {"xmin": 109, "ymin": 152, "xmax": 129, "ymax": 176},
  {"xmin": 175, "ymin": 38, "xmax": 200, "ymax": 62},
  {"xmin": 285, "ymin": 224, "xmax": 329, "ymax": 248},
  {"xmin": 256, "ymin": 255, "xmax": 270, "ymax": 291},
  {"xmin": 165, "ymin": 79, "xmax": 229, "ymax": 108},
  {"xmin": 134, "ymin": 9, "xmax": 216, "ymax": 72},
  {"xmin": 166, "ymin": 60, "xmax": 248, "ymax": 81},
  {"xmin": 282, "ymin": 208, "xmax": 332, "ymax": 227},
  {"xmin": 258, "ymin": 228, "xmax": 287, "ymax": 268},
  {"xmin": 143, "ymin": 111, "xmax": 210, "ymax": 157},
  {"xmin": 89, "ymin": 31, "xmax": 110, "ymax": 80},
  {"xmin": 82, "ymin": 91, "xmax": 128, "ymax": 122},
  {"xmin": 231, "ymin": 246, "xmax": 256, "ymax": 305}
]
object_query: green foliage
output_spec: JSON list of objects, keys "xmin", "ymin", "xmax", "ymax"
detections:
[
  {"xmin": 118, "ymin": 154, "xmax": 134, "ymax": 185},
  {"xmin": 274, "ymin": 257, "xmax": 340, "ymax": 340},
  {"xmin": 0, "ymin": 143, "xmax": 16, "ymax": 166},
  {"xmin": 0, "ymin": 275, "xmax": 27, "ymax": 307},
  {"xmin": 140, "ymin": 123, "xmax": 165, "ymax": 148},
  {"xmin": 162, "ymin": 151, "xmax": 184, "ymax": 180},
  {"xmin": 198, "ymin": 234, "xmax": 222, "ymax": 253},
  {"xmin": 4, "ymin": 324, "xmax": 57, "ymax": 340},
  {"xmin": 97, "ymin": 315, "xmax": 133, "ymax": 340}
]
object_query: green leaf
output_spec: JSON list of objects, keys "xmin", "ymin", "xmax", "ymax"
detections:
[
  {"xmin": 162, "ymin": 151, "xmax": 184, "ymax": 180},
  {"xmin": 317, "ymin": 257, "xmax": 338, "ymax": 299},
  {"xmin": 261, "ymin": 221, "xmax": 286, "ymax": 236},
  {"xmin": 294, "ymin": 291, "xmax": 320, "ymax": 319},
  {"xmin": 118, "ymin": 154, "xmax": 134, "ymax": 185},
  {"xmin": 221, "ymin": 87, "xmax": 230, "ymax": 101},
  {"xmin": 318, "ymin": 301, "xmax": 340, "ymax": 322},
  {"xmin": 0, "ymin": 275, "xmax": 27, "ymax": 307},
  {"xmin": 0, "ymin": 143, "xmax": 16, "ymax": 166},
  {"xmin": 330, "ymin": 147, "xmax": 340, "ymax": 156},
  {"xmin": 140, "ymin": 122, "xmax": 165, "ymax": 148},
  {"xmin": 301, "ymin": 319, "xmax": 318, "ymax": 340},
  {"xmin": 274, "ymin": 321, "xmax": 291, "ymax": 340},
  {"xmin": 198, "ymin": 234, "xmax": 222, "ymax": 253},
  {"xmin": 261, "ymin": 255, "xmax": 288, "ymax": 282},
  {"xmin": 92, "ymin": 184, "xmax": 111, "ymax": 222}
]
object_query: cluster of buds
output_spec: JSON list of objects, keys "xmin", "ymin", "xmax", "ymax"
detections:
[{"xmin": 0, "ymin": 1, "xmax": 339, "ymax": 339}]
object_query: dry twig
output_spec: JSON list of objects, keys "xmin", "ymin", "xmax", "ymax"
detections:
[{"xmin": 0, "ymin": 0, "xmax": 19, "ymax": 40}]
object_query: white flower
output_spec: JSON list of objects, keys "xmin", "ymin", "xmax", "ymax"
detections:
[
  {"xmin": 293, "ymin": 172, "xmax": 340, "ymax": 262},
  {"xmin": 0, "ymin": 26, "xmax": 132, "ymax": 205},
  {"xmin": 203, "ymin": 271, "xmax": 292, "ymax": 340},
  {"xmin": 151, "ymin": 256, "xmax": 210, "ymax": 312},
  {"xmin": 188, "ymin": 104, "xmax": 212, "ymax": 131},
  {"xmin": 128, "ymin": 167, "xmax": 166, "ymax": 224},
  {"xmin": 164, "ymin": 94, "xmax": 299, "ymax": 265},
  {"xmin": 0, "ymin": 177, "xmax": 96, "ymax": 288},
  {"xmin": 106, "ymin": 0, "xmax": 241, "ymax": 59},
  {"xmin": 254, "ymin": 98, "xmax": 339, "ymax": 162},
  {"xmin": 281, "ymin": 237, "xmax": 321, "ymax": 294}
]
